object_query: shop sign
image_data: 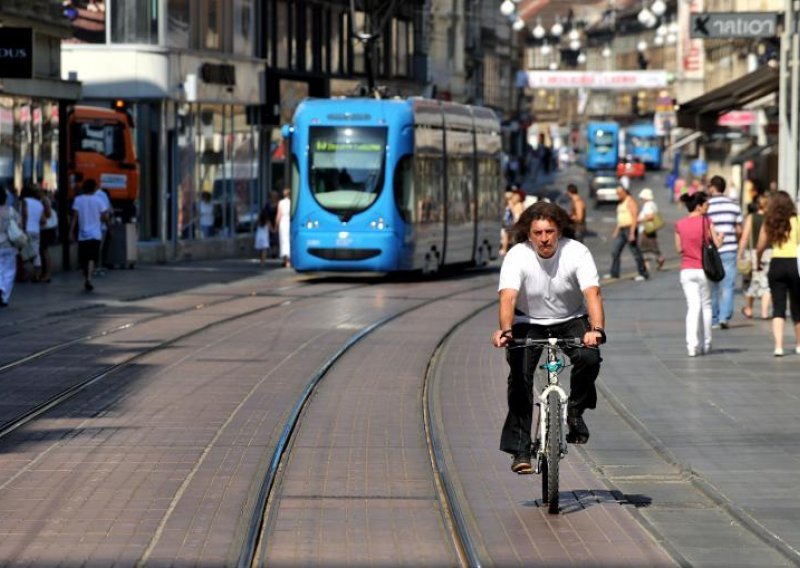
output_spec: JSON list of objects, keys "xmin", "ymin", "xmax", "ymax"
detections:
[
  {"xmin": 199, "ymin": 63, "xmax": 236, "ymax": 86},
  {"xmin": 0, "ymin": 28, "xmax": 33, "ymax": 79},
  {"xmin": 691, "ymin": 12, "xmax": 778, "ymax": 39},
  {"xmin": 718, "ymin": 110, "xmax": 758, "ymax": 127},
  {"xmin": 526, "ymin": 71, "xmax": 668, "ymax": 90}
]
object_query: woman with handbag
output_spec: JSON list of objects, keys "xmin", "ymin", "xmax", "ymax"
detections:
[
  {"xmin": 755, "ymin": 191, "xmax": 800, "ymax": 357},
  {"xmin": 675, "ymin": 192, "xmax": 723, "ymax": 357},
  {"xmin": 738, "ymin": 193, "xmax": 771, "ymax": 320},
  {"xmin": 0, "ymin": 188, "xmax": 23, "ymax": 307},
  {"xmin": 637, "ymin": 188, "xmax": 666, "ymax": 273}
]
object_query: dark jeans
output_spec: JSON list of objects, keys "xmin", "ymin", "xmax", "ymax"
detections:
[
  {"xmin": 609, "ymin": 228, "xmax": 648, "ymax": 278},
  {"xmin": 499, "ymin": 316, "xmax": 602, "ymax": 457}
]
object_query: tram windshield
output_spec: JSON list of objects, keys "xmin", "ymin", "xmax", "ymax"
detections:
[
  {"xmin": 309, "ymin": 126, "xmax": 387, "ymax": 217},
  {"xmin": 591, "ymin": 129, "xmax": 615, "ymax": 153}
]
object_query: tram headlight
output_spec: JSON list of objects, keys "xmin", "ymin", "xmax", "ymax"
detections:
[
  {"xmin": 370, "ymin": 217, "xmax": 386, "ymax": 230},
  {"xmin": 305, "ymin": 219, "xmax": 319, "ymax": 229}
]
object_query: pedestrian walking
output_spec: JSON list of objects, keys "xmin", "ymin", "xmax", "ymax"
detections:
[
  {"xmin": 94, "ymin": 187, "xmax": 112, "ymax": 272},
  {"xmin": 254, "ymin": 207, "xmax": 271, "ymax": 267},
  {"xmin": 0, "ymin": 188, "xmax": 22, "ymax": 307},
  {"xmin": 198, "ymin": 191, "xmax": 214, "ymax": 238},
  {"xmin": 500, "ymin": 190, "xmax": 515, "ymax": 256},
  {"xmin": 39, "ymin": 188, "xmax": 56, "ymax": 283},
  {"xmin": 566, "ymin": 183, "xmax": 587, "ymax": 242},
  {"xmin": 20, "ymin": 184, "xmax": 45, "ymax": 282},
  {"xmin": 70, "ymin": 179, "xmax": 109, "ymax": 292},
  {"xmin": 637, "ymin": 188, "xmax": 665, "ymax": 272},
  {"xmin": 706, "ymin": 175, "xmax": 743, "ymax": 329},
  {"xmin": 675, "ymin": 192, "xmax": 722, "ymax": 356},
  {"xmin": 738, "ymin": 193, "xmax": 771, "ymax": 320},
  {"xmin": 276, "ymin": 188, "xmax": 292, "ymax": 268},
  {"xmin": 604, "ymin": 185, "xmax": 648, "ymax": 281},
  {"xmin": 755, "ymin": 191, "xmax": 800, "ymax": 356}
]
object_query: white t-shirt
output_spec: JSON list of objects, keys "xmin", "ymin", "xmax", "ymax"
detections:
[
  {"xmin": 72, "ymin": 193, "xmax": 108, "ymax": 241},
  {"xmin": 24, "ymin": 197, "xmax": 44, "ymax": 235},
  {"xmin": 498, "ymin": 238, "xmax": 600, "ymax": 325},
  {"xmin": 199, "ymin": 200, "xmax": 214, "ymax": 228}
]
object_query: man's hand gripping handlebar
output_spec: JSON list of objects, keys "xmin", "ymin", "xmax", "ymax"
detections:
[{"xmin": 491, "ymin": 328, "xmax": 605, "ymax": 348}]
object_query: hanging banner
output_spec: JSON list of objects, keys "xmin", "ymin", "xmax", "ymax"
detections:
[
  {"xmin": 526, "ymin": 71, "xmax": 669, "ymax": 90},
  {"xmin": 679, "ymin": 0, "xmax": 705, "ymax": 80}
]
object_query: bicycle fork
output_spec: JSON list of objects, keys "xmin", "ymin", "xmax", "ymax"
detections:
[{"xmin": 532, "ymin": 383, "xmax": 569, "ymax": 474}]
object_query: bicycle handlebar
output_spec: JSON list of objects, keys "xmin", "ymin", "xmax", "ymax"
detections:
[{"xmin": 507, "ymin": 337, "xmax": 585, "ymax": 349}]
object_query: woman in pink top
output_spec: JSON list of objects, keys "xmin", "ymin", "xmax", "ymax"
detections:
[{"xmin": 675, "ymin": 192, "xmax": 723, "ymax": 356}]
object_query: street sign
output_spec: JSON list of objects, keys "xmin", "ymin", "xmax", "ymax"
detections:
[
  {"xmin": 690, "ymin": 12, "xmax": 778, "ymax": 39},
  {"xmin": 526, "ymin": 71, "xmax": 669, "ymax": 90}
]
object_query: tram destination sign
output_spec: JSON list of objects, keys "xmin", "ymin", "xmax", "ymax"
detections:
[{"xmin": 690, "ymin": 12, "xmax": 778, "ymax": 39}]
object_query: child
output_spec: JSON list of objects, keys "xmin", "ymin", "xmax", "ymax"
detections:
[{"xmin": 254, "ymin": 208, "xmax": 271, "ymax": 266}]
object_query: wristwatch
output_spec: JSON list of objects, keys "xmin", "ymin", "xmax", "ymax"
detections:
[{"xmin": 591, "ymin": 326, "xmax": 607, "ymax": 343}]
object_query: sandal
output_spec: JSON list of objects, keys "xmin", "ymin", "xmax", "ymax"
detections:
[{"xmin": 741, "ymin": 307, "xmax": 753, "ymax": 319}]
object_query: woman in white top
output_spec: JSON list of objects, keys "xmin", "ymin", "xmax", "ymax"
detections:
[
  {"xmin": 637, "ymin": 188, "xmax": 665, "ymax": 272},
  {"xmin": 275, "ymin": 188, "xmax": 291, "ymax": 267},
  {"xmin": 21, "ymin": 185, "xmax": 45, "ymax": 281}
]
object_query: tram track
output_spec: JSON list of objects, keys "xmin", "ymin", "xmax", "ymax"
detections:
[
  {"xmin": 0, "ymin": 278, "xmax": 378, "ymax": 440},
  {"xmin": 0, "ymin": 277, "xmax": 366, "ymax": 377},
  {"xmin": 235, "ymin": 277, "xmax": 499, "ymax": 568}
]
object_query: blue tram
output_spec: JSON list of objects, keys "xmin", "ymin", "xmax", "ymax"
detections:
[
  {"xmin": 281, "ymin": 98, "xmax": 503, "ymax": 273},
  {"xmin": 585, "ymin": 121, "xmax": 619, "ymax": 171}
]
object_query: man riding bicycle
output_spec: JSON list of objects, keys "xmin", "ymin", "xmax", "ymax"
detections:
[{"xmin": 491, "ymin": 201, "xmax": 606, "ymax": 474}]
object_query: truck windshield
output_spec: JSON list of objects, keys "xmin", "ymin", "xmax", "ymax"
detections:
[
  {"xmin": 308, "ymin": 126, "xmax": 387, "ymax": 218},
  {"xmin": 75, "ymin": 121, "xmax": 126, "ymax": 161}
]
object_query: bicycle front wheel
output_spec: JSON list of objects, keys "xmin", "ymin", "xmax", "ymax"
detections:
[{"xmin": 545, "ymin": 390, "xmax": 561, "ymax": 514}]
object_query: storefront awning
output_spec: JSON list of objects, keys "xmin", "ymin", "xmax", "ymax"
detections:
[
  {"xmin": 666, "ymin": 131, "xmax": 703, "ymax": 152},
  {"xmin": 730, "ymin": 143, "xmax": 777, "ymax": 165},
  {"xmin": 677, "ymin": 66, "xmax": 778, "ymax": 131}
]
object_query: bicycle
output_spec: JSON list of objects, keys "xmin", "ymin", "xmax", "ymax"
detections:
[{"xmin": 508, "ymin": 335, "xmax": 585, "ymax": 514}]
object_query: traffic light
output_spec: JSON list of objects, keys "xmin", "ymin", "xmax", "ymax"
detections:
[{"xmin": 113, "ymin": 99, "xmax": 127, "ymax": 112}]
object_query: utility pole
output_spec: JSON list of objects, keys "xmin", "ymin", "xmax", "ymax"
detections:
[
  {"xmin": 779, "ymin": 0, "xmax": 799, "ymax": 200},
  {"xmin": 349, "ymin": 0, "xmax": 403, "ymax": 96}
]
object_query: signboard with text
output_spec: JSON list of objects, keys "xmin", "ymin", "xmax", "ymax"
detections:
[
  {"xmin": 526, "ymin": 71, "xmax": 669, "ymax": 90},
  {"xmin": 690, "ymin": 12, "xmax": 778, "ymax": 39},
  {"xmin": 718, "ymin": 110, "xmax": 759, "ymax": 127},
  {"xmin": 0, "ymin": 27, "xmax": 33, "ymax": 79}
]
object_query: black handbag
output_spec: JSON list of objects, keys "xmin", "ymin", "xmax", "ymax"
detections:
[{"xmin": 702, "ymin": 216, "xmax": 725, "ymax": 282}]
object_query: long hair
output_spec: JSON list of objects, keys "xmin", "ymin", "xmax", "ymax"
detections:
[
  {"xmin": 510, "ymin": 200, "xmax": 573, "ymax": 245},
  {"xmin": 764, "ymin": 190, "xmax": 797, "ymax": 246}
]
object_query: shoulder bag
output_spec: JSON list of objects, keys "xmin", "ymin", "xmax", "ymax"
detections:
[
  {"xmin": 643, "ymin": 211, "xmax": 664, "ymax": 234},
  {"xmin": 737, "ymin": 214, "xmax": 755, "ymax": 275},
  {"xmin": 702, "ymin": 216, "xmax": 725, "ymax": 282}
]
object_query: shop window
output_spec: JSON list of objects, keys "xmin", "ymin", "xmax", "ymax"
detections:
[
  {"xmin": 110, "ymin": 0, "xmax": 158, "ymax": 44},
  {"xmin": 233, "ymin": 0, "xmax": 254, "ymax": 56},
  {"xmin": 167, "ymin": 0, "xmax": 191, "ymax": 49}
]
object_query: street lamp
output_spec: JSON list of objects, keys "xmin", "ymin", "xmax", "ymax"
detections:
[
  {"xmin": 651, "ymin": 0, "xmax": 666, "ymax": 17},
  {"xmin": 513, "ymin": 17, "xmax": 525, "ymax": 31},
  {"xmin": 577, "ymin": 52, "xmax": 587, "ymax": 64},
  {"xmin": 602, "ymin": 45, "xmax": 612, "ymax": 58},
  {"xmin": 551, "ymin": 17, "xmax": 563, "ymax": 37},
  {"xmin": 541, "ymin": 41, "xmax": 552, "ymax": 55},
  {"xmin": 548, "ymin": 61, "xmax": 558, "ymax": 71},
  {"xmin": 532, "ymin": 18, "xmax": 545, "ymax": 39},
  {"xmin": 637, "ymin": 40, "xmax": 648, "ymax": 52},
  {"xmin": 637, "ymin": 6, "xmax": 657, "ymax": 28},
  {"xmin": 499, "ymin": 0, "xmax": 515, "ymax": 17}
]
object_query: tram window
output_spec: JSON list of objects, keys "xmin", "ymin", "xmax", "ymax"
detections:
[
  {"xmin": 309, "ymin": 126, "xmax": 387, "ymax": 216},
  {"xmin": 290, "ymin": 155, "xmax": 299, "ymax": 216},
  {"xmin": 393, "ymin": 154, "xmax": 414, "ymax": 223}
]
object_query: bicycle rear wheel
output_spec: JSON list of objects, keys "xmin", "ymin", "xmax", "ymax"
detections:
[{"xmin": 545, "ymin": 390, "xmax": 561, "ymax": 514}]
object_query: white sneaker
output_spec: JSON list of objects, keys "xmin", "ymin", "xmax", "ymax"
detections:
[
  {"xmin": 634, "ymin": 275, "xmax": 646, "ymax": 282},
  {"xmin": 602, "ymin": 273, "xmax": 616, "ymax": 280},
  {"xmin": 702, "ymin": 344, "xmax": 712, "ymax": 355},
  {"xmin": 688, "ymin": 348, "xmax": 697, "ymax": 357},
  {"xmin": 796, "ymin": 346, "xmax": 800, "ymax": 355},
  {"xmin": 774, "ymin": 347, "xmax": 784, "ymax": 357}
]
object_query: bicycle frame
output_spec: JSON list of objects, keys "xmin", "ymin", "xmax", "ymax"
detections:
[{"xmin": 533, "ymin": 338, "xmax": 569, "ymax": 473}]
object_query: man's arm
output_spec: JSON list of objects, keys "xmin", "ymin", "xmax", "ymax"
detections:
[
  {"xmin": 582, "ymin": 286, "xmax": 606, "ymax": 347},
  {"xmin": 491, "ymin": 288, "xmax": 518, "ymax": 347},
  {"xmin": 69, "ymin": 210, "xmax": 78, "ymax": 242},
  {"xmin": 627, "ymin": 198, "xmax": 638, "ymax": 241}
]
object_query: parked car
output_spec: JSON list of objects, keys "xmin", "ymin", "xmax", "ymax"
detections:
[
  {"xmin": 589, "ymin": 170, "xmax": 620, "ymax": 208},
  {"xmin": 616, "ymin": 155, "xmax": 646, "ymax": 179}
]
